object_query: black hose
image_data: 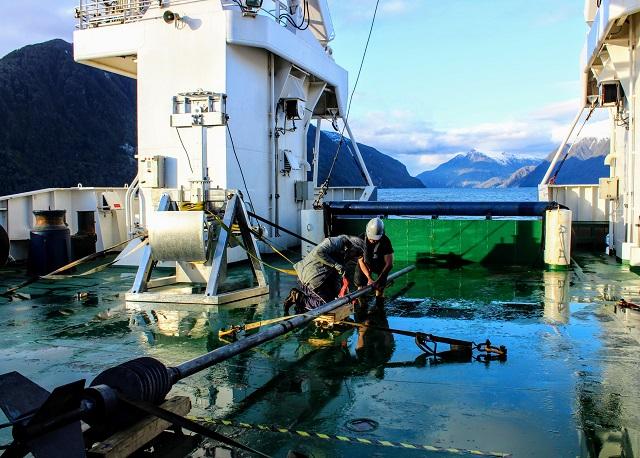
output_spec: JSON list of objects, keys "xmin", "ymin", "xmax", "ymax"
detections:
[
  {"xmin": 247, "ymin": 211, "xmax": 318, "ymax": 246},
  {"xmin": 325, "ymin": 201, "xmax": 568, "ymax": 217},
  {"xmin": 171, "ymin": 266, "xmax": 415, "ymax": 380}
]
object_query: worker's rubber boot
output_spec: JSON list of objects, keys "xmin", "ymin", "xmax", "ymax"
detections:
[
  {"xmin": 374, "ymin": 295, "xmax": 385, "ymax": 309},
  {"xmin": 283, "ymin": 288, "xmax": 302, "ymax": 315},
  {"xmin": 354, "ymin": 297, "xmax": 369, "ymax": 322}
]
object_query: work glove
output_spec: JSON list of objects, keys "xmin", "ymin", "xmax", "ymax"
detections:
[{"xmin": 334, "ymin": 263, "xmax": 345, "ymax": 277}]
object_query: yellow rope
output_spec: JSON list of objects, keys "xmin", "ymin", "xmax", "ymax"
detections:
[
  {"xmin": 253, "ymin": 231, "xmax": 296, "ymax": 265},
  {"xmin": 207, "ymin": 211, "xmax": 297, "ymax": 276},
  {"xmin": 179, "ymin": 200, "xmax": 297, "ymax": 276},
  {"xmin": 179, "ymin": 202, "xmax": 205, "ymax": 211}
]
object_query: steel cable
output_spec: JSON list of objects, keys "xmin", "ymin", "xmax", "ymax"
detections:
[{"xmin": 314, "ymin": 0, "xmax": 381, "ymax": 207}]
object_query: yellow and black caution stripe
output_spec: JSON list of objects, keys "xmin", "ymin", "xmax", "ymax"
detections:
[{"xmin": 188, "ymin": 416, "xmax": 512, "ymax": 457}]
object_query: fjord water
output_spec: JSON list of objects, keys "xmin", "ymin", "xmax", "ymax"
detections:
[
  {"xmin": 379, "ymin": 187, "xmax": 538, "ymax": 202},
  {"xmin": 1, "ymin": 187, "xmax": 639, "ymax": 457}
]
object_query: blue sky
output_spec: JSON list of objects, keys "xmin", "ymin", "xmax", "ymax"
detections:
[
  {"xmin": 327, "ymin": 0, "xmax": 607, "ymax": 172},
  {"xmin": 1, "ymin": 1, "xmax": 605, "ymax": 174}
]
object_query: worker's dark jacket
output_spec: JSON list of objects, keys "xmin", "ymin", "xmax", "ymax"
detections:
[
  {"xmin": 293, "ymin": 235, "xmax": 354, "ymax": 303},
  {"xmin": 355, "ymin": 233, "xmax": 394, "ymax": 287}
]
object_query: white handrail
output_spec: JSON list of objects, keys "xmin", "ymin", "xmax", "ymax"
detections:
[
  {"xmin": 77, "ymin": 1, "xmax": 309, "ymax": 31},
  {"xmin": 125, "ymin": 174, "xmax": 139, "ymax": 236},
  {"xmin": 76, "ymin": 0, "xmax": 151, "ymax": 29}
]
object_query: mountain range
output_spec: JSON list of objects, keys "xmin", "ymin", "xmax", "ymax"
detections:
[
  {"xmin": 0, "ymin": 39, "xmax": 420, "ymax": 197},
  {"xmin": 305, "ymin": 125, "xmax": 423, "ymax": 188},
  {"xmin": 416, "ymin": 137, "xmax": 610, "ymax": 188},
  {"xmin": 516, "ymin": 137, "xmax": 610, "ymax": 187},
  {"xmin": 0, "ymin": 39, "xmax": 137, "ymax": 196},
  {"xmin": 0, "ymin": 39, "xmax": 611, "ymax": 196},
  {"xmin": 416, "ymin": 151, "xmax": 539, "ymax": 188}
]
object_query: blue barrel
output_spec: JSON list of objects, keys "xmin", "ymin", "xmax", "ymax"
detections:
[{"xmin": 28, "ymin": 210, "xmax": 71, "ymax": 276}]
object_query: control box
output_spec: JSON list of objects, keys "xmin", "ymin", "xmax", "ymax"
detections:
[
  {"xmin": 140, "ymin": 155, "xmax": 166, "ymax": 188},
  {"xmin": 599, "ymin": 177, "xmax": 619, "ymax": 200},
  {"xmin": 294, "ymin": 181, "xmax": 314, "ymax": 202}
]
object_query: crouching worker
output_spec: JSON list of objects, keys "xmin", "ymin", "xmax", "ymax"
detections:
[
  {"xmin": 283, "ymin": 235, "xmax": 366, "ymax": 314},
  {"xmin": 355, "ymin": 217, "xmax": 394, "ymax": 306}
]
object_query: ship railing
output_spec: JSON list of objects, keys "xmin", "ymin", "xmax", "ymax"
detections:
[
  {"xmin": 221, "ymin": 1, "xmax": 302, "ymax": 26},
  {"xmin": 76, "ymin": 1, "xmax": 294, "ymax": 30},
  {"xmin": 315, "ymin": 185, "xmax": 377, "ymax": 202},
  {"xmin": 75, "ymin": 0, "xmax": 152, "ymax": 29},
  {"xmin": 0, "ymin": 186, "xmax": 129, "ymax": 261},
  {"xmin": 540, "ymin": 183, "xmax": 608, "ymax": 222}
]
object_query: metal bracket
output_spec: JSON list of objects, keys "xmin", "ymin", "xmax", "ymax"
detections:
[
  {"xmin": 130, "ymin": 194, "xmax": 170, "ymax": 294},
  {"xmin": 171, "ymin": 91, "xmax": 227, "ymax": 128},
  {"xmin": 206, "ymin": 194, "xmax": 268, "ymax": 296},
  {"xmin": 128, "ymin": 192, "xmax": 268, "ymax": 305}
]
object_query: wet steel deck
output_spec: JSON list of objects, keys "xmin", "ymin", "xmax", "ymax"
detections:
[{"xmin": 1, "ymin": 253, "xmax": 640, "ymax": 457}]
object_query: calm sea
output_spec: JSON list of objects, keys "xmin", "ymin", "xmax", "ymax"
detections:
[{"xmin": 378, "ymin": 187, "xmax": 538, "ymax": 202}]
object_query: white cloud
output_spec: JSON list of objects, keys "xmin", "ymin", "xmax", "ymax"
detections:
[
  {"xmin": 398, "ymin": 152, "xmax": 459, "ymax": 174},
  {"xmin": 549, "ymin": 110, "xmax": 610, "ymax": 143},
  {"xmin": 0, "ymin": 0, "xmax": 76, "ymax": 57},
  {"xmin": 327, "ymin": 0, "xmax": 414, "ymax": 23},
  {"xmin": 528, "ymin": 99, "xmax": 578, "ymax": 121},
  {"xmin": 350, "ymin": 99, "xmax": 611, "ymax": 175},
  {"xmin": 380, "ymin": 0, "xmax": 410, "ymax": 14},
  {"xmin": 580, "ymin": 118, "xmax": 610, "ymax": 139}
]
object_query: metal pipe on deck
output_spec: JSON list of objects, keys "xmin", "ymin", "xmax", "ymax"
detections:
[
  {"xmin": 172, "ymin": 265, "xmax": 416, "ymax": 380},
  {"xmin": 325, "ymin": 201, "xmax": 566, "ymax": 218}
]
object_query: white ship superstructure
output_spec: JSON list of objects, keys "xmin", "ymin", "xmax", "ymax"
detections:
[
  {"xmin": 540, "ymin": 0, "xmax": 640, "ymax": 267},
  {"xmin": 72, "ymin": 0, "xmax": 373, "ymax": 242},
  {"xmin": 0, "ymin": 0, "xmax": 376, "ymax": 302}
]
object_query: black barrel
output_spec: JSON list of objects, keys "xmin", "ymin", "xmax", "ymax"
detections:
[
  {"xmin": 71, "ymin": 211, "xmax": 97, "ymax": 260},
  {"xmin": 0, "ymin": 223, "xmax": 8, "ymax": 266},
  {"xmin": 28, "ymin": 210, "xmax": 71, "ymax": 276}
]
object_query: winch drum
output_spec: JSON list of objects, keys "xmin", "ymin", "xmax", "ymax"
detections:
[{"xmin": 148, "ymin": 211, "xmax": 207, "ymax": 262}]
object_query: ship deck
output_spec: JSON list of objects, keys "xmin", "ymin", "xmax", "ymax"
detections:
[{"xmin": 1, "ymin": 253, "xmax": 640, "ymax": 457}]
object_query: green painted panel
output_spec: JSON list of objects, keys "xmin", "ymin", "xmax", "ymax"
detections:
[
  {"xmin": 484, "ymin": 221, "xmax": 516, "ymax": 264},
  {"xmin": 331, "ymin": 217, "xmax": 543, "ymax": 267},
  {"xmin": 460, "ymin": 220, "xmax": 489, "ymax": 263}
]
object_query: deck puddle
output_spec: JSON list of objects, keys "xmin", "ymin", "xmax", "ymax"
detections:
[{"xmin": 1, "ymin": 253, "xmax": 640, "ymax": 456}]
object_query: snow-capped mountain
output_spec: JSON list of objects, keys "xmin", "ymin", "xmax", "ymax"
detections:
[
  {"xmin": 515, "ymin": 137, "xmax": 610, "ymax": 187},
  {"xmin": 415, "ymin": 138, "xmax": 611, "ymax": 188},
  {"xmin": 416, "ymin": 150, "xmax": 540, "ymax": 188}
]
